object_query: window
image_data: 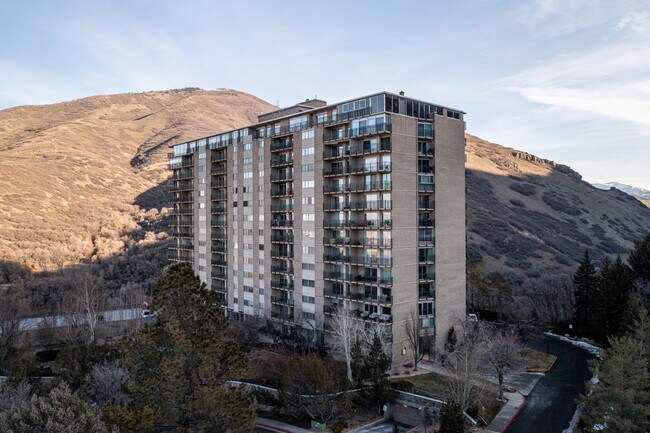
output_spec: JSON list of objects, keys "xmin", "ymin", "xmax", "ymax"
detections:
[
  {"xmin": 199, "ymin": 177, "xmax": 205, "ymax": 184},
  {"xmin": 303, "ymin": 213, "xmax": 315, "ymax": 221},
  {"xmin": 233, "ymin": 145, "xmax": 238, "ymax": 153},
  {"xmin": 198, "ymin": 190, "xmax": 205, "ymax": 197},
  {"xmin": 243, "ymin": 157, "xmax": 252, "ymax": 165},
  {"xmin": 259, "ymin": 199, "xmax": 264, "ymax": 206},
  {"xmin": 303, "ymin": 312, "xmax": 315, "ymax": 320},
  {"xmin": 243, "ymin": 171, "xmax": 253, "ymax": 179},
  {"xmin": 198, "ymin": 165, "xmax": 205, "ymax": 172},
  {"xmin": 302, "ymin": 279, "xmax": 315, "ymax": 287},
  {"xmin": 302, "ymin": 197, "xmax": 314, "ymax": 205},
  {"xmin": 302, "ymin": 262, "xmax": 315, "ymax": 270},
  {"xmin": 233, "ymin": 297, "xmax": 238, "ymax": 304},
  {"xmin": 301, "ymin": 129, "xmax": 314, "ymax": 140},
  {"xmin": 302, "ymin": 295, "xmax": 315, "ymax": 304},
  {"xmin": 302, "ymin": 246, "xmax": 315, "ymax": 254},
  {"xmin": 302, "ymin": 180, "xmax": 315, "ymax": 189},
  {"xmin": 243, "ymin": 186, "xmax": 251, "ymax": 193},
  {"xmin": 302, "ymin": 230, "xmax": 315, "ymax": 238},
  {"xmin": 244, "ymin": 300, "xmax": 253, "ymax": 307},
  {"xmin": 243, "ymin": 142, "xmax": 252, "ymax": 151},
  {"xmin": 258, "ymin": 139, "xmax": 264, "ymax": 148},
  {"xmin": 259, "ymin": 170, "xmax": 264, "ymax": 177},
  {"xmin": 199, "ymin": 203, "xmax": 206, "ymax": 209},
  {"xmin": 289, "ymin": 115, "xmax": 308, "ymax": 132},
  {"xmin": 258, "ymin": 155, "xmax": 264, "ymax": 162},
  {"xmin": 301, "ymin": 146, "xmax": 315, "ymax": 156},
  {"xmin": 302, "ymin": 163, "xmax": 314, "ymax": 172},
  {"xmin": 447, "ymin": 110, "xmax": 461, "ymax": 120},
  {"xmin": 259, "ymin": 244, "xmax": 264, "ymax": 250},
  {"xmin": 419, "ymin": 302, "xmax": 434, "ymax": 316},
  {"xmin": 418, "ymin": 122, "xmax": 433, "ymax": 138},
  {"xmin": 244, "ymin": 285, "xmax": 253, "ymax": 292},
  {"xmin": 259, "ymin": 229, "xmax": 264, "ymax": 236},
  {"xmin": 198, "ymin": 152, "xmax": 206, "ymax": 159},
  {"xmin": 258, "ymin": 185, "xmax": 264, "ymax": 191}
]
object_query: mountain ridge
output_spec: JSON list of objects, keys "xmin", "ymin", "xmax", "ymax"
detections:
[{"xmin": 1, "ymin": 89, "xmax": 649, "ymax": 288}]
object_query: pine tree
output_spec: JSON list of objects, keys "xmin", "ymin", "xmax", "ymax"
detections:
[
  {"xmin": 439, "ymin": 401, "xmax": 465, "ymax": 433},
  {"xmin": 125, "ymin": 263, "xmax": 254, "ymax": 432},
  {"xmin": 580, "ymin": 337, "xmax": 650, "ymax": 433},
  {"xmin": 629, "ymin": 232, "xmax": 650, "ymax": 283},
  {"xmin": 365, "ymin": 332, "xmax": 392, "ymax": 411},
  {"xmin": 596, "ymin": 256, "xmax": 635, "ymax": 340},
  {"xmin": 621, "ymin": 291, "xmax": 650, "ymax": 366},
  {"xmin": 573, "ymin": 250, "xmax": 597, "ymax": 336}
]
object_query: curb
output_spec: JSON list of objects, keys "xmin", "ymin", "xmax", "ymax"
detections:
[
  {"xmin": 499, "ymin": 391, "xmax": 526, "ymax": 433},
  {"xmin": 526, "ymin": 356, "xmax": 558, "ymax": 373}
]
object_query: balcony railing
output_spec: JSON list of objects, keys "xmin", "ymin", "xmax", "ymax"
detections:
[
  {"xmin": 271, "ymin": 156, "xmax": 294, "ymax": 167},
  {"xmin": 271, "ymin": 139, "xmax": 294, "ymax": 152},
  {"xmin": 271, "ymin": 219, "xmax": 294, "ymax": 228},
  {"xmin": 271, "ymin": 203, "xmax": 294, "ymax": 212},
  {"xmin": 323, "ymin": 219, "xmax": 392, "ymax": 229},
  {"xmin": 350, "ymin": 257, "xmax": 392, "ymax": 267},
  {"xmin": 270, "ymin": 173, "xmax": 293, "ymax": 182},
  {"xmin": 271, "ymin": 265, "xmax": 294, "ymax": 274},
  {"xmin": 271, "ymin": 188, "xmax": 294, "ymax": 197}
]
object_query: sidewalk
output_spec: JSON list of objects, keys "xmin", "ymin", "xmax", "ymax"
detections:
[
  {"xmin": 255, "ymin": 417, "xmax": 310, "ymax": 433},
  {"xmin": 483, "ymin": 391, "xmax": 525, "ymax": 433}
]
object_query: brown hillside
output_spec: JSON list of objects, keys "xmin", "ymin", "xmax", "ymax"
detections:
[
  {"xmin": 1, "ymin": 92, "xmax": 648, "ymax": 285},
  {"xmin": 465, "ymin": 134, "xmax": 650, "ymax": 282},
  {"xmin": 0, "ymin": 88, "xmax": 275, "ymax": 268}
]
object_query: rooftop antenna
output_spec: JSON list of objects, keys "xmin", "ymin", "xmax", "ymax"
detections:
[{"xmin": 276, "ymin": 99, "xmax": 280, "ymax": 107}]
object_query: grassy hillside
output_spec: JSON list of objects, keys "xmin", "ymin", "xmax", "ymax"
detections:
[
  {"xmin": 0, "ymin": 88, "xmax": 275, "ymax": 270},
  {"xmin": 465, "ymin": 134, "xmax": 650, "ymax": 283}
]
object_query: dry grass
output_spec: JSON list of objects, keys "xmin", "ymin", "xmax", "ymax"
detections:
[
  {"xmin": 522, "ymin": 348, "xmax": 557, "ymax": 371},
  {"xmin": 391, "ymin": 371, "xmax": 505, "ymax": 425}
]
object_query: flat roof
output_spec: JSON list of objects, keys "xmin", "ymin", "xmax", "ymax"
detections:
[{"xmin": 169, "ymin": 91, "xmax": 465, "ymax": 148}]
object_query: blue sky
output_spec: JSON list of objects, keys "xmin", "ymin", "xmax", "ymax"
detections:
[{"xmin": 1, "ymin": 0, "xmax": 649, "ymax": 189}]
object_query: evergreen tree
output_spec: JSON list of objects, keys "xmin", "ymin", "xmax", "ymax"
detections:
[
  {"xmin": 573, "ymin": 250, "xmax": 597, "ymax": 336},
  {"xmin": 439, "ymin": 401, "xmax": 465, "ymax": 433},
  {"xmin": 596, "ymin": 256, "xmax": 635, "ymax": 340},
  {"xmin": 0, "ymin": 382, "xmax": 113, "ymax": 433},
  {"xmin": 125, "ymin": 263, "xmax": 254, "ymax": 432},
  {"xmin": 365, "ymin": 332, "xmax": 392, "ymax": 411},
  {"xmin": 580, "ymin": 337, "xmax": 650, "ymax": 433},
  {"xmin": 629, "ymin": 232, "xmax": 650, "ymax": 283},
  {"xmin": 621, "ymin": 291, "xmax": 650, "ymax": 366}
]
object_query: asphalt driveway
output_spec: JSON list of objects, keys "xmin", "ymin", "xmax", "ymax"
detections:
[{"xmin": 504, "ymin": 336, "xmax": 594, "ymax": 433}]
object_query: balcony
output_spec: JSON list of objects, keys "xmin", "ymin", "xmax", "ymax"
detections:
[
  {"xmin": 271, "ymin": 280, "xmax": 294, "ymax": 290},
  {"xmin": 212, "ymin": 191, "xmax": 227, "ymax": 201},
  {"xmin": 271, "ymin": 219, "xmax": 294, "ymax": 228},
  {"xmin": 212, "ymin": 270, "xmax": 227, "ymax": 280},
  {"xmin": 348, "ymin": 141, "xmax": 391, "ymax": 156},
  {"xmin": 271, "ymin": 156, "xmax": 294, "ymax": 167},
  {"xmin": 171, "ymin": 195, "xmax": 193, "ymax": 204},
  {"xmin": 350, "ymin": 257, "xmax": 392, "ymax": 267},
  {"xmin": 176, "ymin": 217, "xmax": 193, "ymax": 226},
  {"xmin": 171, "ymin": 172, "xmax": 193, "ymax": 181},
  {"xmin": 212, "ymin": 232, "xmax": 227, "ymax": 240},
  {"xmin": 271, "ymin": 203, "xmax": 293, "ymax": 212},
  {"xmin": 211, "ymin": 203, "xmax": 227, "ymax": 213},
  {"xmin": 211, "ymin": 218, "xmax": 227, "ymax": 228},
  {"xmin": 323, "ymin": 219, "xmax": 392, "ymax": 229},
  {"xmin": 212, "ymin": 180, "xmax": 227, "ymax": 188},
  {"xmin": 271, "ymin": 265, "xmax": 294, "ymax": 275},
  {"xmin": 418, "ymin": 146, "xmax": 434, "ymax": 156},
  {"xmin": 323, "ymin": 148, "xmax": 349, "ymax": 160},
  {"xmin": 212, "ymin": 165, "xmax": 227, "ymax": 175},
  {"xmin": 419, "ymin": 273, "xmax": 435, "ymax": 281},
  {"xmin": 418, "ymin": 219, "xmax": 434, "ymax": 227},
  {"xmin": 170, "ymin": 181, "xmax": 194, "ymax": 192},
  {"xmin": 323, "ymin": 166, "xmax": 348, "ymax": 176},
  {"xmin": 211, "ymin": 151, "xmax": 228, "ymax": 162},
  {"xmin": 212, "ymin": 257, "xmax": 227, "ymax": 266},
  {"xmin": 175, "ymin": 230, "xmax": 194, "ymax": 238},
  {"xmin": 349, "ymin": 162, "xmax": 391, "ymax": 175},
  {"xmin": 270, "ymin": 172, "xmax": 293, "ymax": 183},
  {"xmin": 271, "ymin": 187, "xmax": 294, "ymax": 197},
  {"xmin": 324, "ymin": 253, "xmax": 351, "ymax": 263},
  {"xmin": 271, "ymin": 139, "xmax": 294, "ymax": 152},
  {"xmin": 271, "ymin": 296, "xmax": 295, "ymax": 306},
  {"xmin": 271, "ymin": 310, "xmax": 294, "ymax": 321},
  {"xmin": 271, "ymin": 233, "xmax": 294, "ymax": 243},
  {"xmin": 271, "ymin": 250, "xmax": 294, "ymax": 259}
]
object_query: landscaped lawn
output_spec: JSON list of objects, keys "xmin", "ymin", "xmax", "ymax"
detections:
[
  {"xmin": 522, "ymin": 348, "xmax": 557, "ymax": 371},
  {"xmin": 391, "ymin": 371, "xmax": 505, "ymax": 425}
]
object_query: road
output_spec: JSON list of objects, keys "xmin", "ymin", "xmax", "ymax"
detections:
[{"xmin": 504, "ymin": 336, "xmax": 594, "ymax": 433}]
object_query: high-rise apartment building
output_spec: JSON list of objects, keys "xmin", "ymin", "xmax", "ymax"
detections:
[{"xmin": 168, "ymin": 92, "xmax": 466, "ymax": 362}]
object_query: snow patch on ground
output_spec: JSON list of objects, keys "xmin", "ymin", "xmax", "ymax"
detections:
[{"xmin": 545, "ymin": 332, "xmax": 602, "ymax": 358}]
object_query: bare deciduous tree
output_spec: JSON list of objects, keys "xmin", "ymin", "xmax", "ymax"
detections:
[
  {"xmin": 0, "ymin": 293, "xmax": 27, "ymax": 374},
  {"xmin": 81, "ymin": 360, "xmax": 131, "ymax": 406},
  {"xmin": 59, "ymin": 271, "xmax": 105, "ymax": 344},
  {"xmin": 482, "ymin": 325, "xmax": 525, "ymax": 400},
  {"xmin": 0, "ymin": 381, "xmax": 32, "ymax": 413},
  {"xmin": 442, "ymin": 319, "xmax": 490, "ymax": 412},
  {"xmin": 404, "ymin": 309, "xmax": 433, "ymax": 371},
  {"xmin": 328, "ymin": 306, "xmax": 360, "ymax": 382}
]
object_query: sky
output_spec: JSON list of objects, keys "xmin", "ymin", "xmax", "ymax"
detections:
[{"xmin": 1, "ymin": 0, "xmax": 649, "ymax": 189}]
